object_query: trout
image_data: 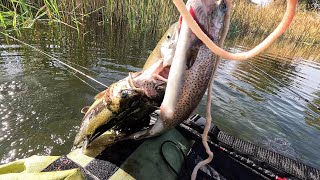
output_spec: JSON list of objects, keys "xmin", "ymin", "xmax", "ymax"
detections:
[{"xmin": 73, "ymin": 23, "xmax": 179, "ymax": 149}]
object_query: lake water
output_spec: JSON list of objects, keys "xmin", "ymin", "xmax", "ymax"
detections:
[{"xmin": 0, "ymin": 23, "xmax": 319, "ymax": 169}]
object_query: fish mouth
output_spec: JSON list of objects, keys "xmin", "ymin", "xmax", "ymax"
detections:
[
  {"xmin": 130, "ymin": 60, "xmax": 170, "ymax": 100},
  {"xmin": 80, "ymin": 108, "xmax": 155, "ymax": 150},
  {"xmin": 78, "ymin": 59, "xmax": 191, "ymax": 149},
  {"xmin": 79, "ymin": 65, "xmax": 171, "ymax": 149},
  {"xmin": 73, "ymin": 76, "xmax": 162, "ymax": 150}
]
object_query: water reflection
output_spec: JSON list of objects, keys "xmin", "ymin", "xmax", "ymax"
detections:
[
  {"xmin": 0, "ymin": 22, "xmax": 320, "ymax": 168},
  {"xmin": 0, "ymin": 22, "xmax": 162, "ymax": 164},
  {"xmin": 203, "ymin": 49, "xmax": 320, "ymax": 167},
  {"xmin": 305, "ymin": 91, "xmax": 320, "ymax": 130}
]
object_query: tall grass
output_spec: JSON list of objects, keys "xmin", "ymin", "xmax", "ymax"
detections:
[
  {"xmin": 0, "ymin": 0, "xmax": 80, "ymax": 31},
  {"xmin": 2, "ymin": 0, "xmax": 319, "ymax": 39},
  {"xmin": 0, "ymin": 0, "xmax": 39, "ymax": 30},
  {"xmin": 103, "ymin": 0, "xmax": 178, "ymax": 32},
  {"xmin": 0, "ymin": 0, "xmax": 178, "ymax": 33},
  {"xmin": 230, "ymin": 0, "xmax": 320, "ymax": 45},
  {"xmin": 228, "ymin": 0, "xmax": 320, "ymax": 60},
  {"xmin": 0, "ymin": 0, "xmax": 319, "ymax": 59}
]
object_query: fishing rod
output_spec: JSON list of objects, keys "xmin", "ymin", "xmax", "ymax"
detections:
[
  {"xmin": 0, "ymin": 32, "xmax": 108, "ymax": 88},
  {"xmin": 246, "ymin": 61, "xmax": 320, "ymax": 112}
]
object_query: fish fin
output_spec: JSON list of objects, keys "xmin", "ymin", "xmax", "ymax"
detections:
[
  {"xmin": 94, "ymin": 90, "xmax": 107, "ymax": 100},
  {"xmin": 81, "ymin": 106, "xmax": 90, "ymax": 114}
]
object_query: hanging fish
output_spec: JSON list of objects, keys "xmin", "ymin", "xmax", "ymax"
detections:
[{"xmin": 73, "ymin": 23, "xmax": 179, "ymax": 150}]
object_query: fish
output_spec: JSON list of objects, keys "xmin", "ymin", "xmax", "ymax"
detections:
[
  {"xmin": 73, "ymin": 0, "xmax": 297, "ymax": 148},
  {"xmin": 73, "ymin": 77, "xmax": 143, "ymax": 149},
  {"xmin": 142, "ymin": 22, "xmax": 178, "ymax": 70},
  {"xmin": 72, "ymin": 74, "xmax": 165, "ymax": 149},
  {"xmin": 125, "ymin": 0, "xmax": 297, "ymax": 140},
  {"xmin": 73, "ymin": 23, "xmax": 179, "ymax": 149}
]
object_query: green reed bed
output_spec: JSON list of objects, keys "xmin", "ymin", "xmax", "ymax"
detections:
[
  {"xmin": 104, "ymin": 0, "xmax": 178, "ymax": 32},
  {"xmin": 1, "ymin": 0, "xmax": 65, "ymax": 31},
  {"xmin": 0, "ymin": 0, "xmax": 178, "ymax": 33},
  {"xmin": 0, "ymin": 0, "xmax": 319, "ymax": 59},
  {"xmin": 230, "ymin": 0, "xmax": 320, "ymax": 45},
  {"xmin": 2, "ymin": 0, "xmax": 319, "ymax": 38},
  {"xmin": 229, "ymin": 0, "xmax": 320, "ymax": 60}
]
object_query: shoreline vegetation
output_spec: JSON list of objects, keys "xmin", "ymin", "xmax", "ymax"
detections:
[
  {"xmin": 0, "ymin": 0, "xmax": 319, "ymax": 60},
  {"xmin": 230, "ymin": 0, "xmax": 320, "ymax": 60}
]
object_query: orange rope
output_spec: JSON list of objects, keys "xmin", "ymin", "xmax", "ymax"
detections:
[
  {"xmin": 171, "ymin": 0, "xmax": 298, "ymax": 179},
  {"xmin": 190, "ymin": 0, "xmax": 231, "ymax": 179},
  {"xmin": 173, "ymin": 0, "xmax": 297, "ymax": 60}
]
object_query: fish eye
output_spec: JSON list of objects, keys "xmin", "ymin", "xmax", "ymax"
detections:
[
  {"xmin": 221, "ymin": 3, "xmax": 227, "ymax": 12},
  {"xmin": 120, "ymin": 89, "xmax": 136, "ymax": 98},
  {"xmin": 121, "ymin": 90, "xmax": 129, "ymax": 98},
  {"xmin": 167, "ymin": 34, "xmax": 171, "ymax": 39}
]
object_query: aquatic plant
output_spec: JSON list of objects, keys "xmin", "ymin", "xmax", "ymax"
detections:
[
  {"xmin": 230, "ymin": 0, "xmax": 320, "ymax": 45},
  {"xmin": 0, "ymin": 0, "xmax": 178, "ymax": 33},
  {"xmin": 228, "ymin": 0, "xmax": 320, "ymax": 60},
  {"xmin": 0, "ymin": 0, "xmax": 319, "ymax": 59},
  {"xmin": 0, "ymin": 0, "xmax": 71, "ymax": 31}
]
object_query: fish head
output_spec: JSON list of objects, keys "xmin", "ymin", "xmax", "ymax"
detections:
[
  {"xmin": 143, "ymin": 23, "xmax": 179, "ymax": 70},
  {"xmin": 72, "ymin": 80, "xmax": 146, "ymax": 150},
  {"xmin": 117, "ymin": 88, "xmax": 145, "ymax": 109}
]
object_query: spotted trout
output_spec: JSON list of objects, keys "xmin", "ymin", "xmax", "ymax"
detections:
[{"xmin": 73, "ymin": 23, "xmax": 179, "ymax": 149}]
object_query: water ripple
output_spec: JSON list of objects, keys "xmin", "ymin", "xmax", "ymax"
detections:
[{"xmin": 0, "ymin": 24, "xmax": 320, "ymax": 169}]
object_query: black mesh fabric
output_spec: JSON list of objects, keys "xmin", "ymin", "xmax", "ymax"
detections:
[
  {"xmin": 217, "ymin": 131, "xmax": 320, "ymax": 180},
  {"xmin": 42, "ymin": 156, "xmax": 97, "ymax": 180}
]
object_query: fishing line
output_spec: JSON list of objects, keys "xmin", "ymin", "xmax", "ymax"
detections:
[
  {"xmin": 68, "ymin": 70, "xmax": 100, "ymax": 92},
  {"xmin": 0, "ymin": 32, "xmax": 108, "ymax": 88},
  {"xmin": 1, "ymin": 32, "xmax": 98, "ymax": 75},
  {"xmin": 246, "ymin": 61, "xmax": 320, "ymax": 112}
]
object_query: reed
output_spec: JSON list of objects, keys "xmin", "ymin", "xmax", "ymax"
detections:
[
  {"xmin": 0, "ymin": 0, "xmax": 75, "ymax": 30},
  {"xmin": 2, "ymin": 0, "xmax": 319, "ymax": 37},
  {"xmin": 228, "ymin": 0, "xmax": 320, "ymax": 60},
  {"xmin": 0, "ymin": 0, "xmax": 319, "ymax": 59},
  {"xmin": 230, "ymin": 0, "xmax": 320, "ymax": 45},
  {"xmin": 100, "ymin": 0, "xmax": 178, "ymax": 33},
  {"xmin": 0, "ymin": 0, "xmax": 178, "ymax": 33}
]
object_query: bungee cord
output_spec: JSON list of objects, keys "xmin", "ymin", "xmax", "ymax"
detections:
[{"xmin": 190, "ymin": 0, "xmax": 231, "ymax": 178}]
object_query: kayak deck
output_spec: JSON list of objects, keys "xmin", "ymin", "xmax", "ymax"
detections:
[
  {"xmin": 1, "ymin": 113, "xmax": 319, "ymax": 179},
  {"xmin": 44, "ymin": 113, "xmax": 320, "ymax": 179}
]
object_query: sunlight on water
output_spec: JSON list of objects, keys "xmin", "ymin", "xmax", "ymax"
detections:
[{"xmin": 0, "ymin": 23, "xmax": 319, "ymax": 169}]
